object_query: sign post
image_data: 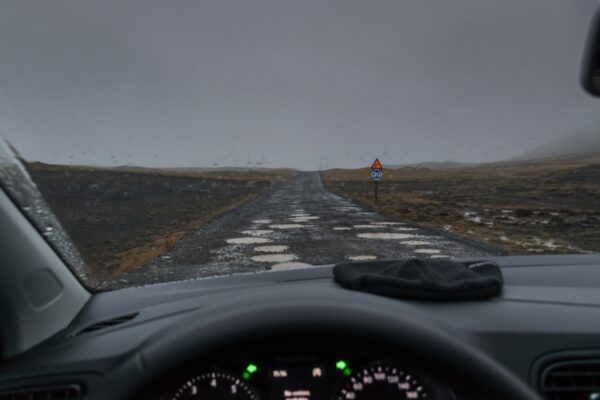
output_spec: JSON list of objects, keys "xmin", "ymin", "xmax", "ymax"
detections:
[{"xmin": 370, "ymin": 158, "xmax": 383, "ymax": 206}]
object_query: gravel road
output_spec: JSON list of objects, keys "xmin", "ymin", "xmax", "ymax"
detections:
[{"xmin": 117, "ymin": 172, "xmax": 498, "ymax": 288}]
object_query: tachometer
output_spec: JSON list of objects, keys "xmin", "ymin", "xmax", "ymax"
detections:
[
  {"xmin": 171, "ymin": 369, "xmax": 261, "ymax": 400},
  {"xmin": 336, "ymin": 362, "xmax": 430, "ymax": 400}
]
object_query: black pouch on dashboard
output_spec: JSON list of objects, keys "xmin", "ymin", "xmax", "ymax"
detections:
[{"xmin": 333, "ymin": 258, "xmax": 503, "ymax": 301}]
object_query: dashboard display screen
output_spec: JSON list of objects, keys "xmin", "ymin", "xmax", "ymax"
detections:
[{"xmin": 269, "ymin": 365, "xmax": 326, "ymax": 400}]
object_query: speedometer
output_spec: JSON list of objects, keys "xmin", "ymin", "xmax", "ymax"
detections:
[
  {"xmin": 171, "ymin": 369, "xmax": 261, "ymax": 400},
  {"xmin": 336, "ymin": 362, "xmax": 430, "ymax": 400}
]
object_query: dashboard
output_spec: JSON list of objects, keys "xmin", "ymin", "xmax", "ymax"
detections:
[
  {"xmin": 0, "ymin": 255, "xmax": 599, "ymax": 400},
  {"xmin": 141, "ymin": 337, "xmax": 456, "ymax": 400}
]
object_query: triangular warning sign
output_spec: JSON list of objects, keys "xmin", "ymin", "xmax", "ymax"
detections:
[{"xmin": 370, "ymin": 158, "xmax": 383, "ymax": 170}]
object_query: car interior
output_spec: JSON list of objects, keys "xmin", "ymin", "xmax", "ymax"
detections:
[{"xmin": 1, "ymin": 3, "xmax": 599, "ymax": 400}]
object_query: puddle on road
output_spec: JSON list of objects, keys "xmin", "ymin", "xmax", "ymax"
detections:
[
  {"xmin": 254, "ymin": 245, "xmax": 289, "ymax": 253},
  {"xmin": 348, "ymin": 255, "xmax": 377, "ymax": 261},
  {"xmin": 269, "ymin": 224, "xmax": 306, "ymax": 229},
  {"xmin": 333, "ymin": 227, "xmax": 352, "ymax": 231},
  {"xmin": 252, "ymin": 219, "xmax": 272, "ymax": 224},
  {"xmin": 270, "ymin": 262, "xmax": 314, "ymax": 271},
  {"xmin": 414, "ymin": 249, "xmax": 441, "ymax": 254},
  {"xmin": 400, "ymin": 240, "xmax": 432, "ymax": 246},
  {"xmin": 242, "ymin": 230, "xmax": 274, "ymax": 236},
  {"xmin": 251, "ymin": 253, "xmax": 299, "ymax": 263},
  {"xmin": 226, "ymin": 237, "xmax": 273, "ymax": 244},
  {"xmin": 357, "ymin": 232, "xmax": 417, "ymax": 240}
]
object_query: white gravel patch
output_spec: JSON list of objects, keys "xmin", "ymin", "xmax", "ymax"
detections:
[
  {"xmin": 251, "ymin": 253, "xmax": 298, "ymax": 263},
  {"xmin": 269, "ymin": 224, "xmax": 306, "ymax": 229},
  {"xmin": 254, "ymin": 245, "xmax": 289, "ymax": 253},
  {"xmin": 226, "ymin": 237, "xmax": 272, "ymax": 244},
  {"xmin": 414, "ymin": 249, "xmax": 441, "ymax": 254},
  {"xmin": 333, "ymin": 227, "xmax": 352, "ymax": 231},
  {"xmin": 252, "ymin": 219, "xmax": 272, "ymax": 224},
  {"xmin": 357, "ymin": 233, "xmax": 417, "ymax": 240},
  {"xmin": 241, "ymin": 230, "xmax": 274, "ymax": 236},
  {"xmin": 400, "ymin": 240, "xmax": 432, "ymax": 246},
  {"xmin": 348, "ymin": 255, "xmax": 377, "ymax": 261},
  {"xmin": 270, "ymin": 262, "xmax": 314, "ymax": 271}
]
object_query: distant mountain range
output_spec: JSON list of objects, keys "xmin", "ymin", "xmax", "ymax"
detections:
[
  {"xmin": 509, "ymin": 131, "xmax": 600, "ymax": 161},
  {"xmin": 387, "ymin": 131, "xmax": 600, "ymax": 170}
]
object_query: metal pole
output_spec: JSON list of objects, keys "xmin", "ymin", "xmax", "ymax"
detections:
[{"xmin": 374, "ymin": 181, "xmax": 378, "ymax": 206}]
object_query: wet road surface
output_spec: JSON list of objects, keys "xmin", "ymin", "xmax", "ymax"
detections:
[{"xmin": 119, "ymin": 172, "xmax": 498, "ymax": 286}]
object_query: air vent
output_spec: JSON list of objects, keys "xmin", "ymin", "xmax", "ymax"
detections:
[
  {"xmin": 0, "ymin": 384, "xmax": 81, "ymax": 399},
  {"xmin": 74, "ymin": 312, "xmax": 138, "ymax": 336},
  {"xmin": 541, "ymin": 359, "xmax": 600, "ymax": 400}
]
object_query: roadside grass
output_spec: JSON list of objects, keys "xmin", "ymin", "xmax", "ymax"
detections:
[
  {"xmin": 321, "ymin": 157, "xmax": 600, "ymax": 255},
  {"xmin": 26, "ymin": 162, "xmax": 295, "ymax": 279}
]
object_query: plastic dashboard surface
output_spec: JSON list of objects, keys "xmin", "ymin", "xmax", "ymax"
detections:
[{"xmin": 0, "ymin": 254, "xmax": 599, "ymax": 400}]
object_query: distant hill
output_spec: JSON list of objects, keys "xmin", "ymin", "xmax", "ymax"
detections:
[
  {"xmin": 511, "ymin": 131, "xmax": 600, "ymax": 161},
  {"xmin": 387, "ymin": 161, "xmax": 479, "ymax": 170}
]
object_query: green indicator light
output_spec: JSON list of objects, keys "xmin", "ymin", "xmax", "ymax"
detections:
[
  {"xmin": 343, "ymin": 368, "xmax": 352, "ymax": 377},
  {"xmin": 335, "ymin": 360, "xmax": 347, "ymax": 370},
  {"xmin": 246, "ymin": 364, "xmax": 258, "ymax": 374},
  {"xmin": 242, "ymin": 371, "xmax": 251, "ymax": 380}
]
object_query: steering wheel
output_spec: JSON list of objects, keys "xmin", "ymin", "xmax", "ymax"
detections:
[{"xmin": 101, "ymin": 286, "xmax": 541, "ymax": 400}]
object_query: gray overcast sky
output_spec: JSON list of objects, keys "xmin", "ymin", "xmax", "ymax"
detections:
[{"xmin": 0, "ymin": 0, "xmax": 599, "ymax": 170}]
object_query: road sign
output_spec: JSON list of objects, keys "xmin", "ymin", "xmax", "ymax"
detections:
[
  {"xmin": 370, "ymin": 158, "xmax": 383, "ymax": 170},
  {"xmin": 370, "ymin": 168, "xmax": 382, "ymax": 181}
]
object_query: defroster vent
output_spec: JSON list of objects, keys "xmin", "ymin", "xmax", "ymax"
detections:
[{"xmin": 541, "ymin": 359, "xmax": 600, "ymax": 400}]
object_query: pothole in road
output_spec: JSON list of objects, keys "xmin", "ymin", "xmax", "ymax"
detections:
[
  {"xmin": 269, "ymin": 224, "xmax": 306, "ymax": 229},
  {"xmin": 252, "ymin": 219, "xmax": 272, "ymax": 224},
  {"xmin": 226, "ymin": 237, "xmax": 273, "ymax": 244},
  {"xmin": 357, "ymin": 233, "xmax": 417, "ymax": 240},
  {"xmin": 254, "ymin": 245, "xmax": 289, "ymax": 253},
  {"xmin": 348, "ymin": 255, "xmax": 377, "ymax": 261},
  {"xmin": 333, "ymin": 227, "xmax": 352, "ymax": 231},
  {"xmin": 414, "ymin": 249, "xmax": 441, "ymax": 254},
  {"xmin": 400, "ymin": 240, "xmax": 432, "ymax": 246},
  {"xmin": 270, "ymin": 262, "xmax": 314, "ymax": 271},
  {"xmin": 251, "ymin": 253, "xmax": 299, "ymax": 263},
  {"xmin": 242, "ymin": 230, "xmax": 274, "ymax": 236}
]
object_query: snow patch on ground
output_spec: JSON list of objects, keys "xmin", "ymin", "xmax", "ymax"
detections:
[
  {"xmin": 348, "ymin": 255, "xmax": 377, "ymax": 261},
  {"xmin": 269, "ymin": 224, "xmax": 306, "ymax": 229},
  {"xmin": 241, "ymin": 230, "xmax": 274, "ymax": 236},
  {"xmin": 226, "ymin": 237, "xmax": 272, "ymax": 244},
  {"xmin": 414, "ymin": 249, "xmax": 441, "ymax": 254},
  {"xmin": 370, "ymin": 222, "xmax": 404, "ymax": 226},
  {"xmin": 251, "ymin": 253, "xmax": 298, "ymax": 263},
  {"xmin": 270, "ymin": 262, "xmax": 314, "ymax": 270},
  {"xmin": 252, "ymin": 219, "xmax": 272, "ymax": 224},
  {"xmin": 400, "ymin": 240, "xmax": 432, "ymax": 246},
  {"xmin": 254, "ymin": 245, "xmax": 289, "ymax": 253},
  {"xmin": 357, "ymin": 232, "xmax": 417, "ymax": 240},
  {"xmin": 333, "ymin": 227, "xmax": 352, "ymax": 231}
]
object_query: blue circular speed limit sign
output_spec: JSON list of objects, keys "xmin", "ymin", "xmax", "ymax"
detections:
[{"xmin": 371, "ymin": 168, "xmax": 382, "ymax": 181}]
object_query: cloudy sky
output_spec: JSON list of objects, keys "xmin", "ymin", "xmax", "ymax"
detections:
[{"xmin": 0, "ymin": 0, "xmax": 599, "ymax": 170}]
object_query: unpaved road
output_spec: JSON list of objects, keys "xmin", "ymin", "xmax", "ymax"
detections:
[{"xmin": 117, "ymin": 172, "xmax": 499, "ymax": 288}]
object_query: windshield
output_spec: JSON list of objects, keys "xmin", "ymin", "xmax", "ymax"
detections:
[{"xmin": 1, "ymin": 0, "xmax": 599, "ymax": 290}]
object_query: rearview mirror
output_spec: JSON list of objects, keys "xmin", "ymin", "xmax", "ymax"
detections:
[{"xmin": 581, "ymin": 10, "xmax": 600, "ymax": 96}]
